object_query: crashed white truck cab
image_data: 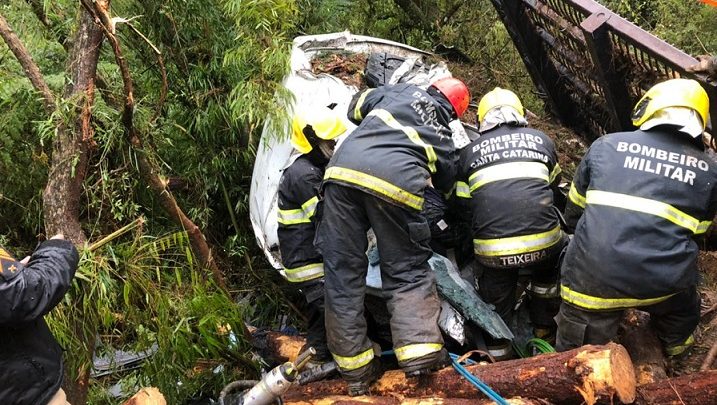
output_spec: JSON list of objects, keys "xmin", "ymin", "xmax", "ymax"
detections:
[{"xmin": 249, "ymin": 31, "xmax": 512, "ymax": 348}]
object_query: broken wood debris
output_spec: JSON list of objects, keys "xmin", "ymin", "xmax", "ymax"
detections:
[{"xmin": 284, "ymin": 396, "xmax": 551, "ymax": 404}]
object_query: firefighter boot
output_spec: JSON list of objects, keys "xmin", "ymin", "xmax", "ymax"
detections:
[
  {"xmin": 403, "ymin": 348, "xmax": 451, "ymax": 378},
  {"xmin": 346, "ymin": 357, "xmax": 382, "ymax": 396}
]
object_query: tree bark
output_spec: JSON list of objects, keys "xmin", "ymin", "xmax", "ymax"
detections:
[
  {"xmin": 121, "ymin": 387, "xmax": 167, "ymax": 405},
  {"xmin": 634, "ymin": 370, "xmax": 717, "ymax": 404},
  {"xmin": 285, "ymin": 396, "xmax": 551, "ymax": 405},
  {"xmin": 618, "ymin": 310, "xmax": 667, "ymax": 385},
  {"xmin": 0, "ymin": 12, "xmax": 56, "ymax": 112},
  {"xmin": 285, "ymin": 343, "xmax": 636, "ymax": 405},
  {"xmin": 43, "ymin": 4, "xmax": 105, "ymax": 243}
]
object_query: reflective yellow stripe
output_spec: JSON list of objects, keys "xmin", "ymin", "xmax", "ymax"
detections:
[
  {"xmin": 474, "ymin": 225, "xmax": 562, "ymax": 256},
  {"xmin": 455, "ymin": 181, "xmax": 470, "ymax": 199},
  {"xmin": 353, "ymin": 89, "xmax": 373, "ymax": 121},
  {"xmin": 665, "ymin": 335, "xmax": 695, "ymax": 356},
  {"xmin": 301, "ymin": 196, "xmax": 319, "ymax": 217},
  {"xmin": 284, "ymin": 262, "xmax": 324, "ymax": 282},
  {"xmin": 277, "ymin": 196, "xmax": 319, "ymax": 225},
  {"xmin": 528, "ymin": 282, "xmax": 559, "ymax": 298},
  {"xmin": 325, "ymin": 166, "xmax": 424, "ymax": 210},
  {"xmin": 332, "ymin": 347, "xmax": 375, "ymax": 371},
  {"xmin": 568, "ymin": 182, "xmax": 586, "ymax": 208},
  {"xmin": 368, "ymin": 109, "xmax": 438, "ymax": 173},
  {"xmin": 394, "ymin": 343, "xmax": 442, "ymax": 362},
  {"xmin": 561, "ymin": 284, "xmax": 674, "ymax": 310},
  {"xmin": 586, "ymin": 190, "xmax": 711, "ymax": 235},
  {"xmin": 468, "ymin": 161, "xmax": 549, "ymax": 192},
  {"xmin": 549, "ymin": 163, "xmax": 562, "ymax": 183}
]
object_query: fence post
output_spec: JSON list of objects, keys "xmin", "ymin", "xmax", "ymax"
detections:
[{"xmin": 580, "ymin": 11, "xmax": 634, "ymax": 132}]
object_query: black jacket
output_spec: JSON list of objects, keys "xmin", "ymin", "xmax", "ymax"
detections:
[
  {"xmin": 325, "ymin": 84, "xmax": 457, "ymax": 211},
  {"xmin": 277, "ymin": 156, "xmax": 324, "ymax": 283},
  {"xmin": 562, "ymin": 129, "xmax": 717, "ymax": 310},
  {"xmin": 457, "ymin": 124, "xmax": 562, "ymax": 268},
  {"xmin": 0, "ymin": 239, "xmax": 79, "ymax": 405}
]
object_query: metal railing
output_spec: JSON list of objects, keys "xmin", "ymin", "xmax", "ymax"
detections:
[{"xmin": 489, "ymin": 0, "xmax": 716, "ymax": 140}]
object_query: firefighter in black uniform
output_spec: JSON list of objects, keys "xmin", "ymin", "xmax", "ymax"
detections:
[
  {"xmin": 456, "ymin": 87, "xmax": 566, "ymax": 359},
  {"xmin": 277, "ymin": 106, "xmax": 347, "ymax": 363},
  {"xmin": 0, "ymin": 235, "xmax": 79, "ymax": 405},
  {"xmin": 315, "ymin": 78, "xmax": 470, "ymax": 395},
  {"xmin": 556, "ymin": 78, "xmax": 716, "ymax": 356}
]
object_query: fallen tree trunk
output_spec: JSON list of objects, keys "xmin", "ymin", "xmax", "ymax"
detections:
[
  {"xmin": 618, "ymin": 310, "xmax": 667, "ymax": 384},
  {"xmin": 285, "ymin": 343, "xmax": 635, "ymax": 404},
  {"xmin": 284, "ymin": 396, "xmax": 550, "ymax": 405},
  {"xmin": 634, "ymin": 370, "xmax": 717, "ymax": 404},
  {"xmin": 252, "ymin": 330, "xmax": 306, "ymax": 364}
]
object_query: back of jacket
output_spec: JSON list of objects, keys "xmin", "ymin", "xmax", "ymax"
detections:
[
  {"xmin": 457, "ymin": 125, "xmax": 562, "ymax": 268},
  {"xmin": 0, "ymin": 240, "xmax": 79, "ymax": 405},
  {"xmin": 277, "ymin": 156, "xmax": 324, "ymax": 283},
  {"xmin": 325, "ymin": 83, "xmax": 457, "ymax": 211},
  {"xmin": 562, "ymin": 129, "xmax": 717, "ymax": 309}
]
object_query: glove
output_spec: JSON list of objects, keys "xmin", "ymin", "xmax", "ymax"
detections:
[{"xmin": 686, "ymin": 55, "xmax": 717, "ymax": 79}]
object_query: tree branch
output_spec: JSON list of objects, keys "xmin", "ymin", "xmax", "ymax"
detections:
[
  {"xmin": 0, "ymin": 12, "xmax": 56, "ymax": 112},
  {"xmin": 393, "ymin": 0, "xmax": 434, "ymax": 33},
  {"xmin": 80, "ymin": 0, "xmax": 227, "ymax": 291}
]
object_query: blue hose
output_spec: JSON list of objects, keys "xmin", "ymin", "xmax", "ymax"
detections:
[
  {"xmin": 381, "ymin": 349, "xmax": 508, "ymax": 405},
  {"xmin": 450, "ymin": 353, "xmax": 509, "ymax": 405}
]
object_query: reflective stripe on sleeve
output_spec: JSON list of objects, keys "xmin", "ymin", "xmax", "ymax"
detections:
[
  {"xmin": 474, "ymin": 225, "xmax": 562, "ymax": 256},
  {"xmin": 325, "ymin": 166, "xmax": 424, "ymax": 210},
  {"xmin": 550, "ymin": 163, "xmax": 562, "ymax": 183},
  {"xmin": 332, "ymin": 347, "xmax": 375, "ymax": 371},
  {"xmin": 586, "ymin": 190, "xmax": 712, "ymax": 235},
  {"xmin": 368, "ymin": 109, "xmax": 438, "ymax": 173},
  {"xmin": 568, "ymin": 182, "xmax": 586, "ymax": 208},
  {"xmin": 455, "ymin": 181, "xmax": 470, "ymax": 199},
  {"xmin": 394, "ymin": 343, "xmax": 443, "ymax": 362},
  {"xmin": 353, "ymin": 89, "xmax": 374, "ymax": 121},
  {"xmin": 283, "ymin": 262, "xmax": 324, "ymax": 283},
  {"xmin": 468, "ymin": 161, "xmax": 549, "ymax": 192},
  {"xmin": 560, "ymin": 284, "xmax": 674, "ymax": 310},
  {"xmin": 277, "ymin": 196, "xmax": 320, "ymax": 225}
]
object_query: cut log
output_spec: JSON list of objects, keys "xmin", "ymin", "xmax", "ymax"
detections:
[
  {"xmin": 285, "ymin": 343, "xmax": 635, "ymax": 404},
  {"xmin": 284, "ymin": 396, "xmax": 550, "ymax": 405},
  {"xmin": 634, "ymin": 370, "xmax": 717, "ymax": 404},
  {"xmin": 121, "ymin": 387, "xmax": 166, "ymax": 405},
  {"xmin": 253, "ymin": 330, "xmax": 306, "ymax": 364},
  {"xmin": 618, "ymin": 309, "xmax": 667, "ymax": 384}
]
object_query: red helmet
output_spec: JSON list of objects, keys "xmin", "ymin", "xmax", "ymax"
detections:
[{"xmin": 431, "ymin": 77, "xmax": 470, "ymax": 118}]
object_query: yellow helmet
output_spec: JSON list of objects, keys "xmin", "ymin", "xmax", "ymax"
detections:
[
  {"xmin": 291, "ymin": 107, "xmax": 347, "ymax": 154},
  {"xmin": 477, "ymin": 87, "xmax": 525, "ymax": 123},
  {"xmin": 631, "ymin": 78, "xmax": 710, "ymax": 130}
]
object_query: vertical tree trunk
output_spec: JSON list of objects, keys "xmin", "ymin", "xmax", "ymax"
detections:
[{"xmin": 44, "ymin": 4, "xmax": 107, "ymax": 404}]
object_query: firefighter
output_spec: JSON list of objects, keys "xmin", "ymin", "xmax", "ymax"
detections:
[
  {"xmin": 556, "ymin": 78, "xmax": 715, "ymax": 357},
  {"xmin": 315, "ymin": 78, "xmax": 469, "ymax": 395},
  {"xmin": 456, "ymin": 87, "xmax": 566, "ymax": 359},
  {"xmin": 0, "ymin": 234, "xmax": 79, "ymax": 405},
  {"xmin": 277, "ymin": 106, "xmax": 347, "ymax": 363}
]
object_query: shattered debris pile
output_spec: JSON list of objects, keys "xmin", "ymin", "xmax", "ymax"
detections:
[{"xmin": 311, "ymin": 51, "xmax": 368, "ymax": 89}]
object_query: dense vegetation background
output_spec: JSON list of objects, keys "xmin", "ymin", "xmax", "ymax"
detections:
[{"xmin": 0, "ymin": 0, "xmax": 715, "ymax": 403}]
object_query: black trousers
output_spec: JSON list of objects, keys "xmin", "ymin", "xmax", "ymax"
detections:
[
  {"xmin": 555, "ymin": 286, "xmax": 700, "ymax": 355},
  {"xmin": 316, "ymin": 184, "xmax": 444, "ymax": 380},
  {"xmin": 476, "ymin": 244, "xmax": 564, "ymax": 331},
  {"xmin": 296, "ymin": 280, "xmax": 331, "ymax": 361}
]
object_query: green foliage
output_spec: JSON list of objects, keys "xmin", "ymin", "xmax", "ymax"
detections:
[
  {"xmin": 599, "ymin": 0, "xmax": 717, "ymax": 54},
  {"xmin": 48, "ymin": 231, "xmax": 252, "ymax": 403}
]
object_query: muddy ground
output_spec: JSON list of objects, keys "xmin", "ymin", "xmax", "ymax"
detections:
[{"xmin": 310, "ymin": 50, "xmax": 717, "ymax": 376}]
